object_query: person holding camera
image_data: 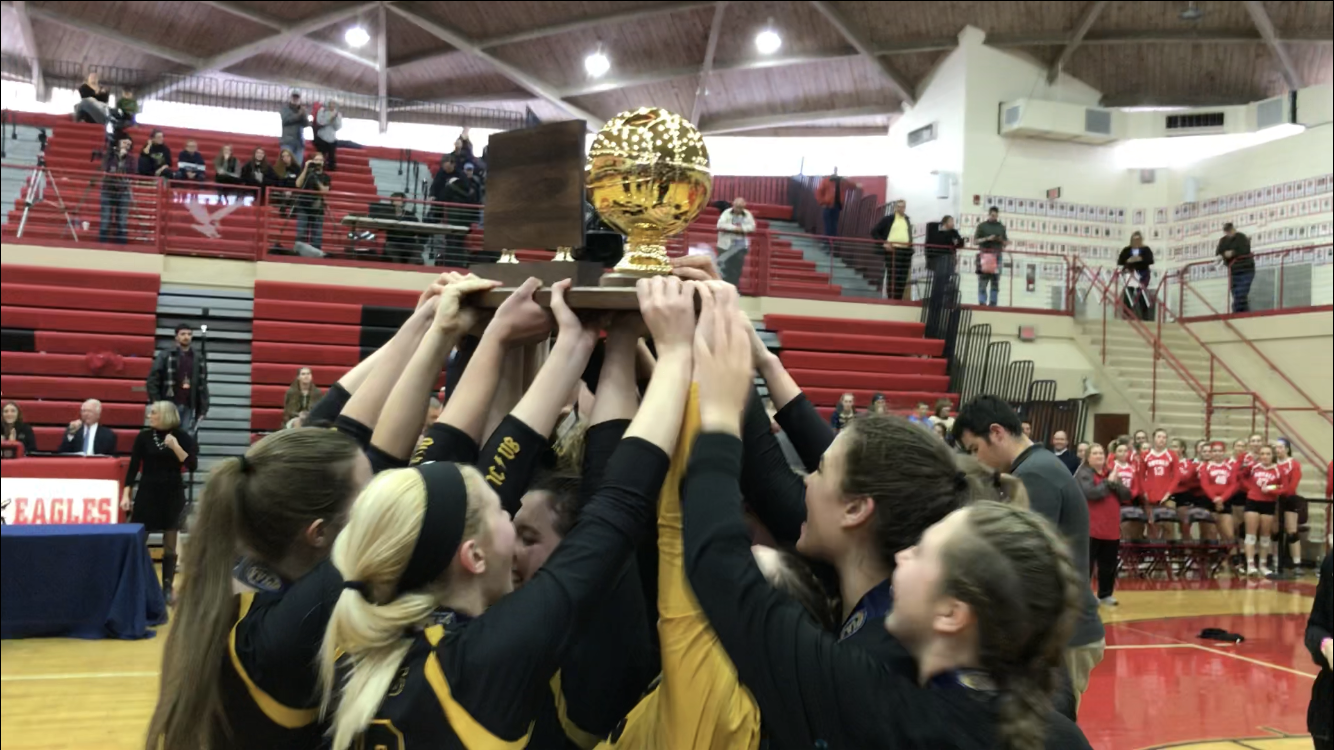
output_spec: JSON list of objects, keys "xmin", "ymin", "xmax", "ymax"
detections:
[
  {"xmin": 295, "ymin": 152, "xmax": 331, "ymax": 251},
  {"xmin": 100, "ymin": 135, "xmax": 135, "ymax": 244}
]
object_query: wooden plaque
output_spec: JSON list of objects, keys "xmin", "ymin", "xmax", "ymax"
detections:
[
  {"xmin": 469, "ymin": 260, "xmax": 604, "ymax": 288},
  {"xmin": 482, "ymin": 120, "xmax": 587, "ymax": 256},
  {"xmin": 475, "ymin": 286, "xmax": 641, "ymax": 310}
]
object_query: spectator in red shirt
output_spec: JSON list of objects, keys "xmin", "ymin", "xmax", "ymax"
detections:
[
  {"xmin": 1245, "ymin": 444, "xmax": 1283, "ymax": 577},
  {"xmin": 1077, "ymin": 443, "xmax": 1131, "ymax": 605}
]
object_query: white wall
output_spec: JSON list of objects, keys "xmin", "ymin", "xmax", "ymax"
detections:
[{"xmin": 886, "ymin": 35, "xmax": 968, "ymax": 226}]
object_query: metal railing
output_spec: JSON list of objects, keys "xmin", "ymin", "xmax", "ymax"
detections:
[{"xmin": 1170, "ymin": 243, "xmax": 1334, "ymax": 318}]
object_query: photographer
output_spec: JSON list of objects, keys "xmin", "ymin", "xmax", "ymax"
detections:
[
  {"xmin": 100, "ymin": 136, "xmax": 135, "ymax": 244},
  {"xmin": 294, "ymin": 152, "xmax": 331, "ymax": 251}
]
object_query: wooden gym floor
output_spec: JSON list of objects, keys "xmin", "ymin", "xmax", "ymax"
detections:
[{"xmin": 0, "ymin": 576, "xmax": 1323, "ymax": 749}]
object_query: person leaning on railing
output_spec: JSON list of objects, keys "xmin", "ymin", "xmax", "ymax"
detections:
[
  {"xmin": 100, "ymin": 135, "xmax": 136, "ymax": 244},
  {"xmin": 1216, "ymin": 222, "xmax": 1254, "ymax": 314},
  {"xmin": 974, "ymin": 205, "xmax": 1009, "ymax": 307},
  {"xmin": 1116, "ymin": 231, "xmax": 1155, "ymax": 321},
  {"xmin": 870, "ymin": 199, "xmax": 914, "ymax": 300}
]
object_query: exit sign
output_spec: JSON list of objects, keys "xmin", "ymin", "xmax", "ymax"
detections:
[
  {"xmin": 1018, "ymin": 326, "xmax": 1037, "ymax": 341},
  {"xmin": 1046, "ymin": 187, "xmax": 1061, "ymax": 200}
]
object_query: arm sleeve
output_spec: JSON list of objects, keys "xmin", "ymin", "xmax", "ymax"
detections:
[
  {"xmin": 178, "ymin": 429, "xmax": 198, "ymax": 472},
  {"xmin": 478, "ymin": 414, "xmax": 550, "ymax": 517},
  {"xmin": 773, "ymin": 392, "xmax": 834, "ymax": 474},
  {"xmin": 411, "ymin": 422, "xmax": 480, "ymax": 466},
  {"xmin": 870, "ymin": 216, "xmax": 891, "ymax": 241},
  {"xmin": 20, "ymin": 425, "xmax": 37, "ymax": 455},
  {"xmin": 740, "ymin": 389, "xmax": 807, "ymax": 545},
  {"xmin": 1287, "ymin": 462, "xmax": 1304, "ymax": 496},
  {"xmin": 1075, "ymin": 468, "xmax": 1109, "ymax": 501},
  {"xmin": 364, "ymin": 443, "xmax": 409, "ymax": 475},
  {"xmin": 124, "ymin": 432, "xmax": 145, "ymax": 487},
  {"xmin": 681, "ymin": 433, "xmax": 895, "ymax": 747},
  {"xmin": 307, "ymin": 382, "xmax": 351, "ymax": 426},
  {"xmin": 332, "ymin": 414, "xmax": 373, "ymax": 448},
  {"xmin": 145, "ymin": 353, "xmax": 164, "ymax": 402},
  {"xmin": 232, "ymin": 561, "xmax": 343, "ymax": 707},
  {"xmin": 1306, "ymin": 555, "xmax": 1333, "ymax": 668},
  {"xmin": 444, "ymin": 438, "xmax": 670, "ymax": 737}
]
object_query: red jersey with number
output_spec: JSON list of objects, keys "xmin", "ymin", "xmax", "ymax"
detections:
[
  {"xmin": 1175, "ymin": 458, "xmax": 1201, "ymax": 493},
  {"xmin": 1247, "ymin": 464, "xmax": 1283, "ymax": 502},
  {"xmin": 1276, "ymin": 458, "xmax": 1303, "ymax": 496},
  {"xmin": 1229, "ymin": 454, "xmax": 1257, "ymax": 496},
  {"xmin": 1140, "ymin": 449, "xmax": 1179, "ymax": 503},
  {"xmin": 1110, "ymin": 460, "xmax": 1139, "ymax": 498},
  {"xmin": 1200, "ymin": 461, "xmax": 1237, "ymax": 502}
]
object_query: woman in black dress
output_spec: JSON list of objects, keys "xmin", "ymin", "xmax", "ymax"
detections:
[
  {"xmin": 1117, "ymin": 231, "xmax": 1155, "ymax": 320},
  {"xmin": 122, "ymin": 400, "xmax": 197, "ymax": 602},
  {"xmin": 2, "ymin": 400, "xmax": 38, "ymax": 455}
]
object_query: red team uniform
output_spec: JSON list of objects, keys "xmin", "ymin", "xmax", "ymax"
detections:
[
  {"xmin": 1245, "ymin": 462, "xmax": 1283, "ymax": 515},
  {"xmin": 1200, "ymin": 461, "xmax": 1238, "ymax": 507},
  {"xmin": 1174, "ymin": 456, "xmax": 1205, "ymax": 508},
  {"xmin": 1140, "ymin": 449, "xmax": 1179, "ymax": 504},
  {"xmin": 1228, "ymin": 453, "xmax": 1256, "ymax": 508}
]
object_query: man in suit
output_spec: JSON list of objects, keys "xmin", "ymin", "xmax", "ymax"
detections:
[
  {"xmin": 147, "ymin": 324, "xmax": 209, "ymax": 434},
  {"xmin": 58, "ymin": 400, "xmax": 118, "ymax": 455}
]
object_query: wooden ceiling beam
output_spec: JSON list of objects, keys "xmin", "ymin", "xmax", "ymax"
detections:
[
  {"xmin": 1243, "ymin": 0, "xmax": 1303, "ymax": 90},
  {"xmin": 1048, "ymin": 1, "xmax": 1108, "ymax": 83},
  {"xmin": 197, "ymin": 0, "xmax": 380, "ymax": 70},
  {"xmin": 377, "ymin": 3, "xmax": 389, "ymax": 132},
  {"xmin": 386, "ymin": 2, "xmax": 604, "ymax": 129},
  {"xmin": 987, "ymin": 29, "xmax": 1332, "ymax": 47},
  {"xmin": 24, "ymin": 4, "xmax": 205, "ymax": 67},
  {"xmin": 809, "ymin": 1, "xmax": 915, "ymax": 105},
  {"xmin": 476, "ymin": 1, "xmax": 717, "ymax": 49},
  {"xmin": 690, "ymin": 2, "xmax": 727, "ymax": 125},
  {"xmin": 700, "ymin": 105, "xmax": 896, "ymax": 135},
  {"xmin": 12, "ymin": 1, "xmax": 45, "ymax": 100},
  {"xmin": 562, "ymin": 51, "xmax": 862, "ymax": 97}
]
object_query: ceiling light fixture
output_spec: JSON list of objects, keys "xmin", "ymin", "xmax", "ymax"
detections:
[
  {"xmin": 345, "ymin": 26, "xmax": 371, "ymax": 48},
  {"xmin": 755, "ymin": 22, "xmax": 782, "ymax": 55},
  {"xmin": 585, "ymin": 45, "xmax": 611, "ymax": 78}
]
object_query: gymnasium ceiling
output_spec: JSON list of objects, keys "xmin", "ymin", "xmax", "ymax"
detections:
[{"xmin": 1, "ymin": 1, "xmax": 1331, "ymax": 135}]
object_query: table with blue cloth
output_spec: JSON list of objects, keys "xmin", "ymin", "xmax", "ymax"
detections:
[{"xmin": 0, "ymin": 524, "xmax": 167, "ymax": 640}]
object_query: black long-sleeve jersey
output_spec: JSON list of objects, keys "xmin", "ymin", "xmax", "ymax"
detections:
[
  {"xmin": 682, "ymin": 434, "xmax": 1091, "ymax": 750},
  {"xmin": 350, "ymin": 437, "xmax": 669, "ymax": 748}
]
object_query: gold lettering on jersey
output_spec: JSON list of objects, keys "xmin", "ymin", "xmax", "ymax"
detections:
[
  {"xmin": 485, "ymin": 437, "xmax": 519, "ymax": 487},
  {"xmin": 356, "ymin": 719, "xmax": 405, "ymax": 750},
  {"xmin": 387, "ymin": 667, "xmax": 410, "ymax": 697},
  {"xmin": 486, "ymin": 466, "xmax": 506, "ymax": 486},
  {"xmin": 411, "ymin": 437, "xmax": 435, "ymax": 466},
  {"xmin": 497, "ymin": 437, "xmax": 520, "ymax": 461}
]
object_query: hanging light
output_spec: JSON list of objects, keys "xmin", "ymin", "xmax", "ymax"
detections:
[
  {"xmin": 585, "ymin": 45, "xmax": 611, "ymax": 78},
  {"xmin": 755, "ymin": 20, "xmax": 781, "ymax": 54},
  {"xmin": 345, "ymin": 26, "xmax": 371, "ymax": 48}
]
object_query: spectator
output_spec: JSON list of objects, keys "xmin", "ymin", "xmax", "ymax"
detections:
[
  {"xmin": 1077, "ymin": 443, "xmax": 1132, "ymax": 606},
  {"xmin": 377, "ymin": 192, "xmax": 424, "ymax": 263},
  {"xmin": 814, "ymin": 168, "xmax": 858, "ymax": 237},
  {"xmin": 295, "ymin": 152, "xmax": 331, "ymax": 251},
  {"xmin": 951, "ymin": 395, "xmax": 1106, "ymax": 718},
  {"xmin": 111, "ymin": 87, "xmax": 138, "ymax": 141},
  {"xmin": 429, "ymin": 156, "xmax": 471, "ymax": 265},
  {"xmin": 122, "ymin": 400, "xmax": 196, "ymax": 603},
  {"xmin": 1217, "ymin": 222, "xmax": 1254, "ymax": 314},
  {"xmin": 138, "ymin": 129, "xmax": 174, "ymax": 180},
  {"xmin": 715, "ymin": 197, "xmax": 756, "ymax": 284},
  {"xmin": 271, "ymin": 147, "xmax": 300, "ymax": 219},
  {"xmin": 1, "ymin": 400, "xmax": 37, "ymax": 455},
  {"xmin": 907, "ymin": 401, "xmax": 931, "ymax": 427},
  {"xmin": 57, "ymin": 399, "xmax": 117, "ymax": 455},
  {"xmin": 1021, "ymin": 420, "xmax": 1033, "ymax": 438},
  {"xmin": 1076, "ymin": 441, "xmax": 1090, "ymax": 463},
  {"xmin": 929, "ymin": 398, "xmax": 954, "ymax": 432},
  {"xmin": 314, "ymin": 99, "xmax": 342, "ymax": 171},
  {"xmin": 280, "ymin": 91, "xmax": 308, "ymax": 165},
  {"xmin": 829, "ymin": 391, "xmax": 857, "ymax": 432},
  {"xmin": 214, "ymin": 144, "xmax": 243, "ymax": 200},
  {"xmin": 75, "ymin": 71, "xmax": 111, "ymax": 124},
  {"xmin": 870, "ymin": 199, "xmax": 914, "ymax": 300},
  {"xmin": 176, "ymin": 139, "xmax": 206, "ymax": 184},
  {"xmin": 282, "ymin": 367, "xmax": 322, "ymax": 426},
  {"xmin": 867, "ymin": 392, "xmax": 887, "ymax": 414},
  {"xmin": 974, "ymin": 205, "xmax": 1009, "ymax": 307},
  {"xmin": 925, "ymin": 214, "xmax": 964, "ymax": 290},
  {"xmin": 286, "ymin": 410, "xmax": 310, "ymax": 430},
  {"xmin": 1307, "ymin": 553, "xmax": 1332, "ymax": 750},
  {"xmin": 932, "ymin": 422, "xmax": 949, "ymax": 441},
  {"xmin": 449, "ymin": 128, "xmax": 476, "ymax": 169},
  {"xmin": 100, "ymin": 136, "xmax": 135, "ymax": 244},
  {"xmin": 461, "ymin": 162, "xmax": 483, "ymax": 203},
  {"xmin": 1052, "ymin": 429, "xmax": 1080, "ymax": 474},
  {"xmin": 146, "ymin": 324, "xmax": 209, "ymax": 434},
  {"xmin": 240, "ymin": 146, "xmax": 278, "ymax": 199},
  {"xmin": 1117, "ymin": 231, "xmax": 1155, "ymax": 321}
]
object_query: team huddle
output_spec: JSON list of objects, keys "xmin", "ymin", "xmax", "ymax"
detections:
[
  {"xmin": 1099, "ymin": 428, "xmax": 1306, "ymax": 578},
  {"xmin": 147, "ymin": 268, "xmax": 1100, "ymax": 750}
]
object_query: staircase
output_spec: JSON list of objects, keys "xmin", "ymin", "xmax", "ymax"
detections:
[
  {"xmin": 0, "ymin": 125, "xmax": 50, "ymax": 226},
  {"xmin": 369, "ymin": 157, "xmax": 431, "ymax": 202},
  {"xmin": 767, "ymin": 220, "xmax": 879, "ymax": 298}
]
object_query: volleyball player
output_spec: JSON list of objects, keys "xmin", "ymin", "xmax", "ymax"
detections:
[
  {"xmin": 144, "ymin": 275, "xmax": 497, "ymax": 750},
  {"xmin": 317, "ymin": 275, "xmax": 696, "ymax": 750},
  {"xmin": 1111, "ymin": 441, "xmax": 1146, "ymax": 541},
  {"xmin": 1273, "ymin": 438, "xmax": 1305, "ymax": 575},
  {"xmin": 679, "ymin": 302, "xmax": 1090, "ymax": 749},
  {"xmin": 1244, "ymin": 444, "xmax": 1283, "ymax": 577},
  {"xmin": 1141, "ymin": 429, "xmax": 1178, "ymax": 539},
  {"xmin": 1201, "ymin": 441, "xmax": 1239, "ymax": 554}
]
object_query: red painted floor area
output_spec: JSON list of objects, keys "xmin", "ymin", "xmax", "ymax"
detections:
[{"xmin": 1080, "ymin": 614, "xmax": 1318, "ymax": 750}]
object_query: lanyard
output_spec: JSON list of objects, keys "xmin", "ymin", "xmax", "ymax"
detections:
[{"xmin": 839, "ymin": 579, "xmax": 893, "ymax": 641}]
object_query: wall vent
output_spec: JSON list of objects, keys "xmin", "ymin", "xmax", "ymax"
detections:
[
  {"xmin": 907, "ymin": 122, "xmax": 938, "ymax": 148},
  {"xmin": 1004, "ymin": 104, "xmax": 1022, "ymax": 127},
  {"xmin": 1084, "ymin": 108, "xmax": 1112, "ymax": 135},
  {"xmin": 1166, "ymin": 112, "xmax": 1225, "ymax": 131}
]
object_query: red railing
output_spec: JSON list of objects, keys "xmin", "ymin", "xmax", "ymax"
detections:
[
  {"xmin": 1171, "ymin": 242, "xmax": 1334, "ymax": 319},
  {"xmin": 2, "ymin": 162, "xmax": 162, "ymax": 250}
]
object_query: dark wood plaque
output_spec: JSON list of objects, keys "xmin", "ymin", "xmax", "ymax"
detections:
[{"xmin": 482, "ymin": 120, "xmax": 587, "ymax": 256}]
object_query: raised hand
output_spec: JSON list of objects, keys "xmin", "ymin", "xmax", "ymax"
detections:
[
  {"xmin": 435, "ymin": 274, "xmax": 502, "ymax": 336},
  {"xmin": 637, "ymin": 275, "xmax": 696, "ymax": 355},
  {"xmin": 693, "ymin": 282, "xmax": 753, "ymax": 435},
  {"xmin": 68, "ymin": 420, "xmax": 81, "ymax": 433},
  {"xmin": 489, "ymin": 277, "xmax": 550, "ymax": 346}
]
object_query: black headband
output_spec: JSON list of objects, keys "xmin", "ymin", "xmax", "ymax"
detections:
[{"xmin": 396, "ymin": 462, "xmax": 470, "ymax": 596}]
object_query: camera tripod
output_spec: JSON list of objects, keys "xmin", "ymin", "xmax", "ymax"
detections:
[{"xmin": 16, "ymin": 133, "xmax": 79, "ymax": 241}]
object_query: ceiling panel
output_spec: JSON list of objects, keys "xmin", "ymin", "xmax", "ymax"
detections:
[
  {"xmin": 710, "ymin": 1, "xmax": 851, "ymax": 65},
  {"xmin": 222, "ymin": 0, "xmax": 363, "ymax": 24},
  {"xmin": 1066, "ymin": 42, "xmax": 1269, "ymax": 106},
  {"xmin": 408, "ymin": 0, "xmax": 688, "ymax": 41},
  {"xmin": 833, "ymin": 0, "xmax": 1081, "ymax": 46},
  {"xmin": 1095, "ymin": 1, "xmax": 1257, "ymax": 33},
  {"xmin": 388, "ymin": 51, "xmax": 523, "ymax": 101}
]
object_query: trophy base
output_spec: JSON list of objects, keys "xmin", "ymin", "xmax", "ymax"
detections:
[{"xmin": 470, "ymin": 260, "xmax": 604, "ymax": 288}]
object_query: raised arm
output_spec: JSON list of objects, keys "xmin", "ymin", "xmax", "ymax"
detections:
[{"xmin": 369, "ymin": 275, "xmax": 499, "ymax": 464}]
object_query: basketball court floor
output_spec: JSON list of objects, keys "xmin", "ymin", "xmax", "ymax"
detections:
[{"xmin": 0, "ymin": 576, "xmax": 1322, "ymax": 749}]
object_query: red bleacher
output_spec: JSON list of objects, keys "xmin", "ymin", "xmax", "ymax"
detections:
[
  {"xmin": 1, "ymin": 265, "xmax": 159, "ymax": 453},
  {"xmin": 763, "ymin": 314, "xmax": 956, "ymax": 419}
]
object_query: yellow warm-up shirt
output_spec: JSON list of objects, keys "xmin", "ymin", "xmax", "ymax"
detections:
[{"xmin": 598, "ymin": 388, "xmax": 763, "ymax": 750}]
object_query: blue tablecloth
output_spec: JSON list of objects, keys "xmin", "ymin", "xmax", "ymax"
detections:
[{"xmin": 1, "ymin": 524, "xmax": 167, "ymax": 639}]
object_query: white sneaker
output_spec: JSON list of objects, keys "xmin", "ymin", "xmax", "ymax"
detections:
[
  {"xmin": 1099, "ymin": 596, "xmax": 1119, "ymax": 606},
  {"xmin": 1259, "ymin": 564, "xmax": 1273, "ymax": 577},
  {"xmin": 1247, "ymin": 564, "xmax": 1259, "ymax": 578}
]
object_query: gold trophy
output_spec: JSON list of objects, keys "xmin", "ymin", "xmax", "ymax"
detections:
[{"xmin": 586, "ymin": 107, "xmax": 712, "ymax": 283}]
